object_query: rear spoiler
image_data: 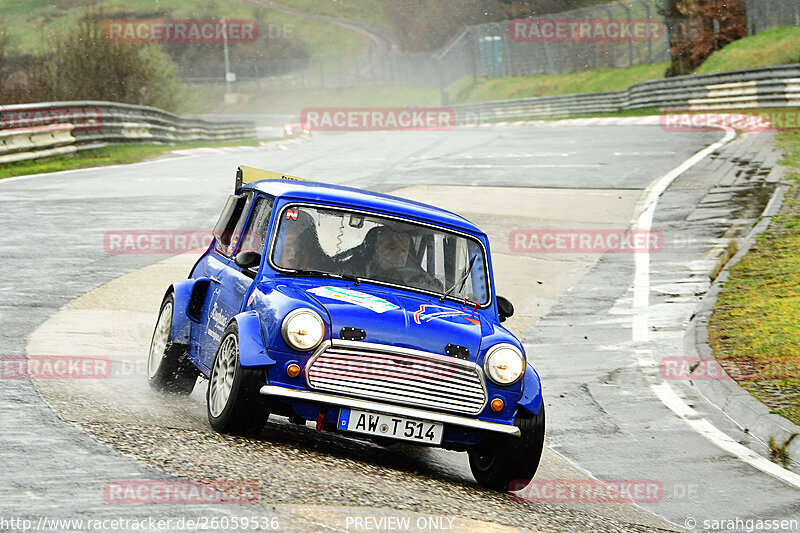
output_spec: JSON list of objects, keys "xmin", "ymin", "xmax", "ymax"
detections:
[{"xmin": 235, "ymin": 165, "xmax": 311, "ymax": 190}]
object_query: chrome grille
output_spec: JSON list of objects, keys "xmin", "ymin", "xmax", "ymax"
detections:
[{"xmin": 306, "ymin": 341, "xmax": 487, "ymax": 415}]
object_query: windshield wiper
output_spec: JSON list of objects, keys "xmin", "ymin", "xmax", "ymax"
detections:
[
  {"xmin": 278, "ymin": 269, "xmax": 361, "ymax": 286},
  {"xmin": 440, "ymin": 255, "xmax": 477, "ymax": 303}
]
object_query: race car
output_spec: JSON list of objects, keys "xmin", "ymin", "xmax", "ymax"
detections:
[
  {"xmin": 283, "ymin": 122, "xmax": 311, "ymax": 137},
  {"xmin": 147, "ymin": 166, "xmax": 545, "ymax": 491}
]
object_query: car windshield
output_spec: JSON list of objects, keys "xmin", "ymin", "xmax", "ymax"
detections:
[{"xmin": 270, "ymin": 204, "xmax": 489, "ymax": 304}]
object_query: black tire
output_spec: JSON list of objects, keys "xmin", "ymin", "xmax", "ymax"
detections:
[
  {"xmin": 468, "ymin": 404, "xmax": 545, "ymax": 492},
  {"xmin": 147, "ymin": 294, "xmax": 199, "ymax": 394},
  {"xmin": 207, "ymin": 321, "xmax": 270, "ymax": 437}
]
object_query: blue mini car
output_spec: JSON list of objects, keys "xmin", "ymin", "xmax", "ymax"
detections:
[{"xmin": 147, "ymin": 166, "xmax": 544, "ymax": 491}]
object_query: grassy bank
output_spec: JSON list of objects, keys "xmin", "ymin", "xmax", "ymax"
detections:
[
  {"xmin": 709, "ymin": 129, "xmax": 800, "ymax": 426},
  {"xmin": 451, "ymin": 63, "xmax": 669, "ymax": 104},
  {"xmin": 695, "ymin": 27, "xmax": 800, "ymax": 74},
  {"xmin": 0, "ymin": 138, "xmax": 263, "ymax": 180}
]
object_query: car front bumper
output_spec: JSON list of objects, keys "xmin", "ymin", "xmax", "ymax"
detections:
[{"xmin": 259, "ymin": 385, "xmax": 520, "ymax": 437}]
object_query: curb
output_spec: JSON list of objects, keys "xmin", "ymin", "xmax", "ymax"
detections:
[{"xmin": 687, "ymin": 175, "xmax": 800, "ymax": 467}]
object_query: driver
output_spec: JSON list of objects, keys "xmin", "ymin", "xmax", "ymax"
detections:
[
  {"xmin": 365, "ymin": 227, "xmax": 442, "ymax": 291},
  {"xmin": 280, "ymin": 229, "xmax": 311, "ymax": 270}
]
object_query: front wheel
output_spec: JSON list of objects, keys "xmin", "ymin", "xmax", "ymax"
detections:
[
  {"xmin": 147, "ymin": 294, "xmax": 199, "ymax": 394},
  {"xmin": 468, "ymin": 405, "xmax": 545, "ymax": 492},
  {"xmin": 207, "ymin": 322, "xmax": 270, "ymax": 437}
]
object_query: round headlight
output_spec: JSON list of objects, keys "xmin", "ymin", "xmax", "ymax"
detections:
[
  {"xmin": 281, "ymin": 308, "xmax": 324, "ymax": 351},
  {"xmin": 484, "ymin": 344, "xmax": 525, "ymax": 385}
]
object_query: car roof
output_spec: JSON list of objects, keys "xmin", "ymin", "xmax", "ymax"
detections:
[{"xmin": 244, "ymin": 179, "xmax": 484, "ymax": 235}]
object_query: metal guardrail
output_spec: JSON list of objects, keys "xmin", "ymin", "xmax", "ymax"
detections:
[
  {"xmin": 452, "ymin": 63, "xmax": 800, "ymax": 124},
  {"xmin": 0, "ymin": 100, "xmax": 257, "ymax": 164}
]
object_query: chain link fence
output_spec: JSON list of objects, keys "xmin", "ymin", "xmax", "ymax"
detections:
[
  {"xmin": 436, "ymin": 0, "xmax": 670, "ymax": 87},
  {"xmin": 744, "ymin": 0, "xmax": 800, "ymax": 34}
]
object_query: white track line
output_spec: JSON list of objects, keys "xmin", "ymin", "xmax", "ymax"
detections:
[{"xmin": 631, "ymin": 129, "xmax": 800, "ymax": 489}]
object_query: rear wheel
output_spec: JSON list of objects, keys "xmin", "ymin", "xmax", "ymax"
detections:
[
  {"xmin": 207, "ymin": 322, "xmax": 270, "ymax": 437},
  {"xmin": 468, "ymin": 405, "xmax": 545, "ymax": 492},
  {"xmin": 147, "ymin": 294, "xmax": 199, "ymax": 394}
]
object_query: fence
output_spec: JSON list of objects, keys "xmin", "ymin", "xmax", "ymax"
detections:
[
  {"xmin": 744, "ymin": 0, "xmax": 800, "ymax": 34},
  {"xmin": 450, "ymin": 63, "xmax": 800, "ymax": 123},
  {"xmin": 0, "ymin": 101, "xmax": 256, "ymax": 164}
]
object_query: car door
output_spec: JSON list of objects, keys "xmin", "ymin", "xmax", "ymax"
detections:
[
  {"xmin": 192, "ymin": 192, "xmax": 253, "ymax": 368},
  {"xmin": 200, "ymin": 195, "xmax": 274, "ymax": 369}
]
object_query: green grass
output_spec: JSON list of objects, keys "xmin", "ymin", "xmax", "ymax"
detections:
[
  {"xmin": 272, "ymin": 0, "xmax": 390, "ymax": 29},
  {"xmin": 0, "ymin": 0, "xmax": 365, "ymax": 58},
  {"xmin": 450, "ymin": 63, "xmax": 670, "ymax": 104},
  {"xmin": 213, "ymin": 84, "xmax": 442, "ymax": 114},
  {"xmin": 0, "ymin": 138, "xmax": 263, "ymax": 180},
  {"xmin": 709, "ymin": 128, "xmax": 800, "ymax": 426},
  {"xmin": 695, "ymin": 27, "xmax": 800, "ymax": 74}
]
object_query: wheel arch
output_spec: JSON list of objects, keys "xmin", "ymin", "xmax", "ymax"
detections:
[
  {"xmin": 166, "ymin": 278, "xmax": 212, "ymax": 345},
  {"xmin": 234, "ymin": 311, "xmax": 277, "ymax": 368},
  {"xmin": 517, "ymin": 364, "xmax": 543, "ymax": 417}
]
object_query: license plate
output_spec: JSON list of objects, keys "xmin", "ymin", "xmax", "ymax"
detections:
[{"xmin": 337, "ymin": 408, "xmax": 443, "ymax": 445}]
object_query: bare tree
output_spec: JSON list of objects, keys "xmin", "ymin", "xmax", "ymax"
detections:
[{"xmin": 663, "ymin": 0, "xmax": 746, "ymax": 76}]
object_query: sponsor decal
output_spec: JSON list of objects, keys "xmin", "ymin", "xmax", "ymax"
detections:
[
  {"xmin": 308, "ymin": 286, "xmax": 400, "ymax": 314},
  {"xmin": 413, "ymin": 304, "xmax": 480, "ymax": 326}
]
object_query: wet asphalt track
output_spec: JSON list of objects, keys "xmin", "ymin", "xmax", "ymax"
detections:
[{"xmin": 2, "ymin": 124, "xmax": 798, "ymax": 532}]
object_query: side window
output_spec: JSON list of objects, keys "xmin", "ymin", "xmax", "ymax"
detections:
[
  {"xmin": 212, "ymin": 193, "xmax": 251, "ymax": 256},
  {"xmin": 239, "ymin": 196, "xmax": 274, "ymax": 255}
]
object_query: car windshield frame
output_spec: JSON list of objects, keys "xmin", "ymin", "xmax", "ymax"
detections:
[{"xmin": 265, "ymin": 202, "xmax": 493, "ymax": 308}]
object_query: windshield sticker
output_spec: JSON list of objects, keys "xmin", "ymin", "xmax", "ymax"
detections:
[
  {"xmin": 413, "ymin": 304, "xmax": 480, "ymax": 326},
  {"xmin": 308, "ymin": 286, "xmax": 399, "ymax": 314}
]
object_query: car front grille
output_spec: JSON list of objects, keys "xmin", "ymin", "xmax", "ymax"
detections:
[{"xmin": 305, "ymin": 341, "xmax": 487, "ymax": 415}]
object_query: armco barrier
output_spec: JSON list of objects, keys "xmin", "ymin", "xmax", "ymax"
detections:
[
  {"xmin": 0, "ymin": 101, "xmax": 256, "ymax": 163},
  {"xmin": 453, "ymin": 63, "xmax": 800, "ymax": 124}
]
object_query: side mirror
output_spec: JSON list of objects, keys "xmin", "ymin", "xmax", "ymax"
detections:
[
  {"xmin": 234, "ymin": 251, "xmax": 261, "ymax": 271},
  {"xmin": 497, "ymin": 296, "xmax": 514, "ymax": 323}
]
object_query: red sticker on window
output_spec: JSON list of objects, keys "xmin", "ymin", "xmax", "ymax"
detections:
[{"xmin": 286, "ymin": 209, "xmax": 299, "ymax": 221}]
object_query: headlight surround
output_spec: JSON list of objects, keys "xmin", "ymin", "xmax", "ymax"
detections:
[
  {"xmin": 281, "ymin": 308, "xmax": 325, "ymax": 352},
  {"xmin": 483, "ymin": 344, "xmax": 525, "ymax": 386}
]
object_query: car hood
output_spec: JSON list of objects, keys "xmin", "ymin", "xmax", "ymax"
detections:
[{"xmin": 293, "ymin": 281, "xmax": 485, "ymax": 359}]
